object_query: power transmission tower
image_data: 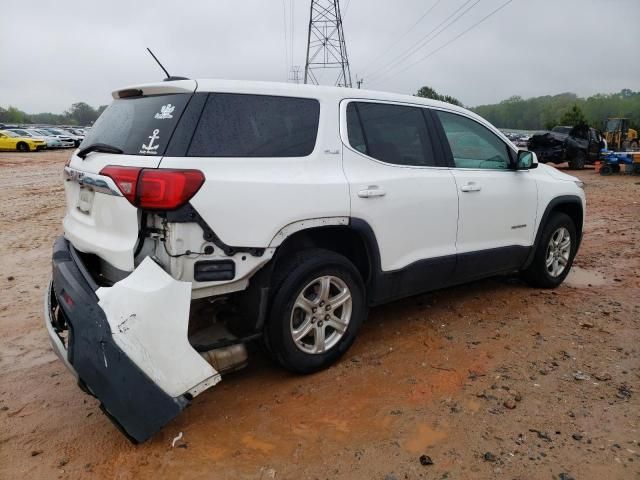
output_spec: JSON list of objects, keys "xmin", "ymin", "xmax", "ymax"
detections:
[
  {"xmin": 289, "ymin": 65, "xmax": 302, "ymax": 84},
  {"xmin": 304, "ymin": 0, "xmax": 352, "ymax": 88}
]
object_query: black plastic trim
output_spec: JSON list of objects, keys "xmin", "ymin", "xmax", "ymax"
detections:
[
  {"xmin": 194, "ymin": 260, "xmax": 235, "ymax": 282},
  {"xmin": 349, "ymin": 218, "xmax": 532, "ymax": 306},
  {"xmin": 426, "ymin": 109, "xmax": 456, "ymax": 168},
  {"xmin": 164, "ymin": 92, "xmax": 208, "ymax": 157},
  {"xmin": 50, "ymin": 236, "xmax": 189, "ymax": 443},
  {"xmin": 522, "ymin": 195, "xmax": 584, "ymax": 269}
]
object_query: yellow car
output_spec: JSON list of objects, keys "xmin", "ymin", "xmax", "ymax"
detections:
[{"xmin": 0, "ymin": 130, "xmax": 47, "ymax": 152}]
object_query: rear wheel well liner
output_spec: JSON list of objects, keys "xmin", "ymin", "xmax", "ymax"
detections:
[{"xmin": 270, "ymin": 224, "xmax": 373, "ymax": 285}]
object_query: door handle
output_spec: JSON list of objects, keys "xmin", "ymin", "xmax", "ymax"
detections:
[
  {"xmin": 358, "ymin": 186, "xmax": 386, "ymax": 198},
  {"xmin": 460, "ymin": 182, "xmax": 481, "ymax": 192}
]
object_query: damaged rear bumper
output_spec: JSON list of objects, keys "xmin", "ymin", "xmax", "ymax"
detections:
[{"xmin": 45, "ymin": 236, "xmax": 220, "ymax": 443}]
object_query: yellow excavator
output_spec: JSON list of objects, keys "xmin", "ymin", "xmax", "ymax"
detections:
[{"xmin": 604, "ymin": 118, "xmax": 638, "ymax": 151}]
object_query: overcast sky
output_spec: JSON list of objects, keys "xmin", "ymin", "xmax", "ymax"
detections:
[{"xmin": 1, "ymin": 0, "xmax": 638, "ymax": 113}]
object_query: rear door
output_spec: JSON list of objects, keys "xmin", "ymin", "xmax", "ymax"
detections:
[
  {"xmin": 341, "ymin": 100, "xmax": 459, "ymax": 301},
  {"xmin": 64, "ymin": 81, "xmax": 197, "ymax": 271},
  {"xmin": 432, "ymin": 109, "xmax": 538, "ymax": 280}
]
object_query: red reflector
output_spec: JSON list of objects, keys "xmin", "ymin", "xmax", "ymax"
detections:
[
  {"xmin": 100, "ymin": 165, "xmax": 141, "ymax": 203},
  {"xmin": 99, "ymin": 166, "xmax": 204, "ymax": 211},
  {"xmin": 138, "ymin": 169, "xmax": 205, "ymax": 210},
  {"xmin": 62, "ymin": 291, "xmax": 74, "ymax": 307}
]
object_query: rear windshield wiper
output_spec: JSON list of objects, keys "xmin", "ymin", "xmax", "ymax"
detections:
[{"xmin": 77, "ymin": 143, "xmax": 124, "ymax": 159}]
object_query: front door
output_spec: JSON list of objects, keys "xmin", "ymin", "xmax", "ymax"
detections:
[{"xmin": 433, "ymin": 110, "xmax": 538, "ymax": 280}]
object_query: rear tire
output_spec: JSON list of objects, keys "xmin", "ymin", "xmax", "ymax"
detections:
[
  {"xmin": 265, "ymin": 249, "xmax": 366, "ymax": 374},
  {"xmin": 568, "ymin": 150, "xmax": 585, "ymax": 170},
  {"xmin": 522, "ymin": 212, "xmax": 577, "ymax": 289},
  {"xmin": 16, "ymin": 142, "xmax": 29, "ymax": 152},
  {"xmin": 600, "ymin": 164, "xmax": 613, "ymax": 176}
]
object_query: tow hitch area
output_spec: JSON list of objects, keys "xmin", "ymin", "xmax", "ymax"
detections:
[{"xmin": 46, "ymin": 237, "xmax": 221, "ymax": 443}]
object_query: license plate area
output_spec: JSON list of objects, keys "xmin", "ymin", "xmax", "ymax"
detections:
[{"xmin": 77, "ymin": 187, "xmax": 95, "ymax": 214}]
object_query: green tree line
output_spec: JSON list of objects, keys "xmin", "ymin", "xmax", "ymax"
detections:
[
  {"xmin": 471, "ymin": 89, "xmax": 640, "ymax": 131},
  {"xmin": 0, "ymin": 102, "xmax": 107, "ymax": 126}
]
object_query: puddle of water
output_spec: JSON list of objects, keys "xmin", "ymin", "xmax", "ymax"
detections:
[{"xmin": 565, "ymin": 267, "xmax": 608, "ymax": 287}]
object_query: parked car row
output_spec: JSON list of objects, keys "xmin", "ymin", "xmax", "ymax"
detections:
[
  {"xmin": 0, "ymin": 125, "xmax": 90, "ymax": 152},
  {"xmin": 502, "ymin": 131, "xmax": 531, "ymax": 148}
]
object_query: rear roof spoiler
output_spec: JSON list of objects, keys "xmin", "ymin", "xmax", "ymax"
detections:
[{"xmin": 113, "ymin": 80, "xmax": 198, "ymax": 99}]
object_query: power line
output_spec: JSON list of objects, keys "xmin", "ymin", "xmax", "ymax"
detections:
[
  {"xmin": 358, "ymin": 0, "xmax": 442, "ymax": 76},
  {"xmin": 282, "ymin": 0, "xmax": 289, "ymax": 80},
  {"xmin": 365, "ymin": 0, "xmax": 481, "ymax": 82},
  {"xmin": 290, "ymin": 0, "xmax": 294, "ymax": 69},
  {"xmin": 343, "ymin": 0, "xmax": 351, "ymax": 19},
  {"xmin": 371, "ymin": 0, "xmax": 515, "ymax": 86}
]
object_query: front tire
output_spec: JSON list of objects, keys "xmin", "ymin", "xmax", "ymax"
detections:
[
  {"xmin": 16, "ymin": 142, "xmax": 29, "ymax": 152},
  {"xmin": 568, "ymin": 150, "xmax": 585, "ymax": 170},
  {"xmin": 522, "ymin": 212, "xmax": 577, "ymax": 288},
  {"xmin": 265, "ymin": 249, "xmax": 366, "ymax": 374}
]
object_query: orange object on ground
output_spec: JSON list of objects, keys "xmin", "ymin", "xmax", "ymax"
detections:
[{"xmin": 594, "ymin": 160, "xmax": 601, "ymax": 173}]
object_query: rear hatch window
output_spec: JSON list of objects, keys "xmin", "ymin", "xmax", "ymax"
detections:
[{"xmin": 80, "ymin": 94, "xmax": 191, "ymax": 156}]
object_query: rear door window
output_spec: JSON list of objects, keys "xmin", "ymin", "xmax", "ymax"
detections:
[
  {"xmin": 188, "ymin": 93, "xmax": 320, "ymax": 157},
  {"xmin": 346, "ymin": 102, "xmax": 435, "ymax": 167},
  {"xmin": 80, "ymin": 94, "xmax": 191, "ymax": 156}
]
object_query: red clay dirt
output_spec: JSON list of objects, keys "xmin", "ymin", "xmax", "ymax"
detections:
[{"xmin": 0, "ymin": 150, "xmax": 638, "ymax": 479}]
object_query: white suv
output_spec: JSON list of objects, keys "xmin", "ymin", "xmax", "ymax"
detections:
[{"xmin": 46, "ymin": 79, "xmax": 586, "ymax": 442}]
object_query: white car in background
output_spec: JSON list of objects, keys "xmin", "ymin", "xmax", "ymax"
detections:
[
  {"xmin": 40, "ymin": 127, "xmax": 82, "ymax": 147},
  {"xmin": 46, "ymin": 79, "xmax": 586, "ymax": 443},
  {"xmin": 61, "ymin": 127, "xmax": 86, "ymax": 140},
  {"xmin": 27, "ymin": 129, "xmax": 75, "ymax": 148}
]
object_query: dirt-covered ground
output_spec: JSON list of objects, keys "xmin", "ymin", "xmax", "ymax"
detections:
[{"xmin": 0, "ymin": 149, "xmax": 638, "ymax": 480}]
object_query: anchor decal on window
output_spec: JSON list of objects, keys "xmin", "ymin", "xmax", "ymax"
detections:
[{"xmin": 140, "ymin": 129, "xmax": 160, "ymax": 155}]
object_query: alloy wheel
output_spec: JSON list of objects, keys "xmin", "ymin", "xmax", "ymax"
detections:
[
  {"xmin": 290, "ymin": 275, "xmax": 352, "ymax": 354},
  {"xmin": 545, "ymin": 227, "xmax": 571, "ymax": 277}
]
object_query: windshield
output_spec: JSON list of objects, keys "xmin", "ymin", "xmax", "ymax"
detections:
[
  {"xmin": 552, "ymin": 126, "xmax": 572, "ymax": 134},
  {"xmin": 32, "ymin": 130, "xmax": 50, "ymax": 136},
  {"xmin": 80, "ymin": 94, "xmax": 191, "ymax": 156},
  {"xmin": 606, "ymin": 119, "xmax": 621, "ymax": 132},
  {"xmin": 47, "ymin": 129, "xmax": 66, "ymax": 135},
  {"xmin": 1, "ymin": 130, "xmax": 20, "ymax": 138}
]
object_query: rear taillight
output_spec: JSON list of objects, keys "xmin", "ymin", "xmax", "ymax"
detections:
[
  {"xmin": 100, "ymin": 165, "xmax": 140, "ymax": 203},
  {"xmin": 100, "ymin": 166, "xmax": 204, "ymax": 210}
]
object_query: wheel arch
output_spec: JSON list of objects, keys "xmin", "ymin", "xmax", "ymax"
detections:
[
  {"xmin": 231, "ymin": 219, "xmax": 381, "ymax": 336},
  {"xmin": 523, "ymin": 195, "xmax": 584, "ymax": 269},
  {"xmin": 270, "ymin": 221, "xmax": 376, "ymax": 286}
]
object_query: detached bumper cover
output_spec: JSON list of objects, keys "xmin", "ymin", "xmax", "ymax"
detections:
[{"xmin": 45, "ymin": 237, "xmax": 218, "ymax": 443}]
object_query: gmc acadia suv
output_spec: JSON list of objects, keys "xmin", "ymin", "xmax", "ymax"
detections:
[{"xmin": 45, "ymin": 79, "xmax": 586, "ymax": 442}]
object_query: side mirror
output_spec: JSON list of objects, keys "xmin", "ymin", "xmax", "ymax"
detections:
[{"xmin": 515, "ymin": 150, "xmax": 537, "ymax": 170}]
